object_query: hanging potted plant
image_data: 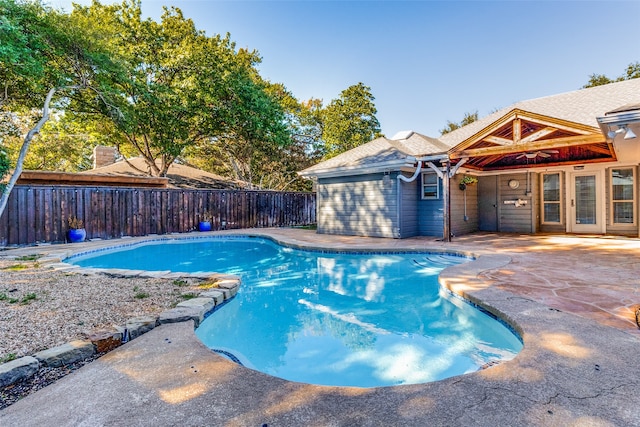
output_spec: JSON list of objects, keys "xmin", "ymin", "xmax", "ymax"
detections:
[
  {"xmin": 459, "ymin": 175, "xmax": 478, "ymax": 191},
  {"xmin": 198, "ymin": 213, "xmax": 212, "ymax": 232},
  {"xmin": 68, "ymin": 216, "xmax": 86, "ymax": 243}
]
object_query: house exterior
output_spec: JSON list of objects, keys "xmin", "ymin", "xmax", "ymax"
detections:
[{"xmin": 299, "ymin": 78, "xmax": 640, "ymax": 239}]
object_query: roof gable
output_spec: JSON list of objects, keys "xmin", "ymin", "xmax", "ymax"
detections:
[
  {"xmin": 449, "ymin": 109, "xmax": 614, "ymax": 170},
  {"xmin": 299, "ymin": 132, "xmax": 451, "ymax": 177}
]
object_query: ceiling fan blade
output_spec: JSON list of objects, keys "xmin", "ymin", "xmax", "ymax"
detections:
[
  {"xmin": 538, "ymin": 152, "xmax": 551, "ymax": 158},
  {"xmin": 516, "ymin": 154, "xmax": 526, "ymax": 159}
]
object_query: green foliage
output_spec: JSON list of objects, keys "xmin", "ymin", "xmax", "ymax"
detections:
[
  {"xmin": 440, "ymin": 111, "xmax": 478, "ymax": 135},
  {"xmin": 134, "ymin": 291, "xmax": 149, "ymax": 299},
  {"xmin": 0, "ymin": 0, "xmax": 122, "ymax": 217},
  {"xmin": 321, "ymin": 82, "xmax": 381, "ymax": 158},
  {"xmin": 583, "ymin": 61, "xmax": 640, "ymax": 88},
  {"xmin": 66, "ymin": 0, "xmax": 294, "ymax": 185},
  {"xmin": 0, "ymin": 1, "xmax": 381, "ymax": 191},
  {"xmin": 459, "ymin": 175, "xmax": 478, "ymax": 185},
  {"xmin": 0, "ymin": 353, "xmax": 17, "ymax": 363},
  {"xmin": 20, "ymin": 292, "xmax": 36, "ymax": 304},
  {"xmin": 0, "ymin": 291, "xmax": 34, "ymax": 304},
  {"xmin": 1, "ymin": 263, "xmax": 28, "ymax": 271},
  {"xmin": 15, "ymin": 254, "xmax": 41, "ymax": 261},
  {"xmin": 0, "ymin": 0, "xmax": 53, "ymax": 108},
  {"xmin": 3, "ymin": 115, "xmax": 99, "ymax": 171},
  {"xmin": 0, "ymin": 146, "xmax": 9, "ymax": 189}
]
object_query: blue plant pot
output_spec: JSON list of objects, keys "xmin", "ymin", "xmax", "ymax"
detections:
[
  {"xmin": 198, "ymin": 221, "xmax": 212, "ymax": 232},
  {"xmin": 68, "ymin": 228, "xmax": 86, "ymax": 243}
]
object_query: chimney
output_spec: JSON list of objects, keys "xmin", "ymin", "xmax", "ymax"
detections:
[{"xmin": 92, "ymin": 146, "xmax": 117, "ymax": 169}]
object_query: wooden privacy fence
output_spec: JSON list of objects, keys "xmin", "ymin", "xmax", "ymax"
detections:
[{"xmin": 0, "ymin": 186, "xmax": 316, "ymax": 246}]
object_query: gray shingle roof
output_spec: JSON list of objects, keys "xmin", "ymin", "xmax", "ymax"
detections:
[
  {"xmin": 299, "ymin": 132, "xmax": 452, "ymax": 176},
  {"xmin": 440, "ymin": 78, "xmax": 640, "ymax": 147},
  {"xmin": 83, "ymin": 157, "xmax": 244, "ymax": 189},
  {"xmin": 300, "ymin": 79, "xmax": 640, "ymax": 177}
]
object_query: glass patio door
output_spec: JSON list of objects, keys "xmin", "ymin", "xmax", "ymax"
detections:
[{"xmin": 569, "ymin": 171, "xmax": 604, "ymax": 233}]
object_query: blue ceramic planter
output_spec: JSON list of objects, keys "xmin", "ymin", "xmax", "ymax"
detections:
[
  {"xmin": 68, "ymin": 228, "xmax": 86, "ymax": 243},
  {"xmin": 198, "ymin": 221, "xmax": 212, "ymax": 232}
]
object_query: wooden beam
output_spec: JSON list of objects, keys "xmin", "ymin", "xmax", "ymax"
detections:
[
  {"xmin": 520, "ymin": 127, "xmax": 557, "ymax": 143},
  {"xmin": 582, "ymin": 144, "xmax": 615, "ymax": 156},
  {"xmin": 521, "ymin": 115, "xmax": 597, "ymax": 135},
  {"xmin": 513, "ymin": 119, "xmax": 521, "ymax": 144},
  {"xmin": 476, "ymin": 155, "xmax": 503, "ymax": 167},
  {"xmin": 483, "ymin": 136, "xmax": 513, "ymax": 145},
  {"xmin": 481, "ymin": 156, "xmax": 616, "ymax": 171},
  {"xmin": 449, "ymin": 110, "xmax": 519, "ymax": 152},
  {"xmin": 450, "ymin": 134, "xmax": 604, "ymax": 159}
]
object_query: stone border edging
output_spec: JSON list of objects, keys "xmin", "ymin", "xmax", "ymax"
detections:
[{"xmin": 0, "ymin": 267, "xmax": 241, "ymax": 388}]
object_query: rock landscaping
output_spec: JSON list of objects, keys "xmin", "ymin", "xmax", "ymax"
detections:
[{"xmin": 0, "ymin": 255, "xmax": 240, "ymax": 409}]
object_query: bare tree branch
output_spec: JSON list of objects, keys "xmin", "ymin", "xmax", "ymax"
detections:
[{"xmin": 1, "ymin": 87, "xmax": 56, "ymax": 216}]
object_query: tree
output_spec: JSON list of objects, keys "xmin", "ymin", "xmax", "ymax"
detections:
[
  {"xmin": 321, "ymin": 82, "xmax": 381, "ymax": 158},
  {"xmin": 69, "ymin": 0, "xmax": 291, "ymax": 182},
  {"xmin": 583, "ymin": 61, "xmax": 640, "ymax": 88},
  {"xmin": 183, "ymin": 62, "xmax": 294, "ymax": 189},
  {"xmin": 3, "ymin": 113, "xmax": 101, "ymax": 171},
  {"xmin": 257, "ymin": 87, "xmax": 324, "ymax": 190},
  {"xmin": 288, "ymin": 97, "xmax": 325, "ymax": 158},
  {"xmin": 1, "ymin": 0, "xmax": 57, "ymax": 191},
  {"xmin": 440, "ymin": 111, "xmax": 478, "ymax": 135},
  {"xmin": 0, "ymin": 0, "xmax": 116, "ymax": 217}
]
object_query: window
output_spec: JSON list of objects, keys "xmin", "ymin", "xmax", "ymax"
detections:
[
  {"xmin": 541, "ymin": 172, "xmax": 562, "ymax": 224},
  {"xmin": 611, "ymin": 168, "xmax": 635, "ymax": 225},
  {"xmin": 422, "ymin": 173, "xmax": 439, "ymax": 200}
]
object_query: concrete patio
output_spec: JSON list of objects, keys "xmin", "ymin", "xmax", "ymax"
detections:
[{"xmin": 1, "ymin": 230, "xmax": 639, "ymax": 426}]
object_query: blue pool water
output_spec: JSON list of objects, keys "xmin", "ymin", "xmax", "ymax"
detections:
[{"xmin": 68, "ymin": 236, "xmax": 522, "ymax": 387}]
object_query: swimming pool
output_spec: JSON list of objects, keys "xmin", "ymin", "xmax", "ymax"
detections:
[{"xmin": 68, "ymin": 236, "xmax": 522, "ymax": 387}]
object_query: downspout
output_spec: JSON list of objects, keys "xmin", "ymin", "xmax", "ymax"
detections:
[{"xmin": 396, "ymin": 161, "xmax": 423, "ymax": 238}]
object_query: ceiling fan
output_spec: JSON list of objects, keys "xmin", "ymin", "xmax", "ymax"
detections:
[{"xmin": 516, "ymin": 150, "xmax": 559, "ymax": 160}]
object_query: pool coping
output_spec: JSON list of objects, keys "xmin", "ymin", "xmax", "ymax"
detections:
[{"xmin": 1, "ymin": 230, "xmax": 639, "ymax": 425}]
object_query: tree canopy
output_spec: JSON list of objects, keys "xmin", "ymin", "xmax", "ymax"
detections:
[
  {"xmin": 67, "ymin": 0, "xmax": 293, "ymax": 180},
  {"xmin": 583, "ymin": 61, "xmax": 640, "ymax": 88},
  {"xmin": 1, "ymin": 0, "xmax": 383, "ymax": 197},
  {"xmin": 439, "ymin": 111, "xmax": 478, "ymax": 135},
  {"xmin": 0, "ymin": 0, "xmax": 118, "ymax": 215},
  {"xmin": 321, "ymin": 82, "xmax": 381, "ymax": 158}
]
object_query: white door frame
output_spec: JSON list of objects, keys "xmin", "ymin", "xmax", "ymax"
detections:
[{"xmin": 567, "ymin": 170, "xmax": 606, "ymax": 234}]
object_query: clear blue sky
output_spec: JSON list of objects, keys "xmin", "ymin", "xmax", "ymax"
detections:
[{"xmin": 52, "ymin": 0, "xmax": 640, "ymax": 137}]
